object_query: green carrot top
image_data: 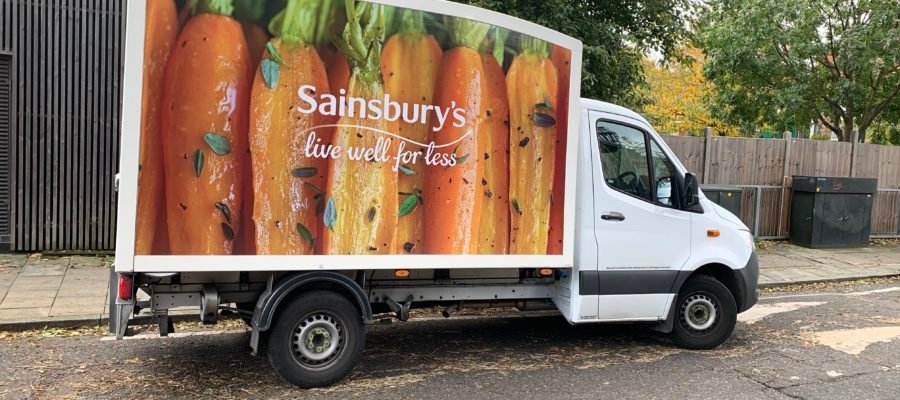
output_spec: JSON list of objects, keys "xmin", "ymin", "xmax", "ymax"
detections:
[
  {"xmin": 334, "ymin": 0, "xmax": 386, "ymax": 85},
  {"xmin": 519, "ymin": 35, "xmax": 550, "ymax": 59},
  {"xmin": 268, "ymin": 0, "xmax": 342, "ymax": 47},
  {"xmin": 447, "ymin": 17, "xmax": 490, "ymax": 50},
  {"xmin": 194, "ymin": 0, "xmax": 234, "ymax": 17},
  {"xmin": 397, "ymin": 9, "xmax": 426, "ymax": 36}
]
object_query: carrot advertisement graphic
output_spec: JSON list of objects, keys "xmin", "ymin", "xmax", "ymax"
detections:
[
  {"xmin": 135, "ymin": 0, "xmax": 178, "ymax": 255},
  {"xmin": 477, "ymin": 30, "xmax": 511, "ymax": 255},
  {"xmin": 422, "ymin": 19, "xmax": 490, "ymax": 255},
  {"xmin": 507, "ymin": 36, "xmax": 559, "ymax": 254},
  {"xmin": 135, "ymin": 0, "xmax": 577, "ymax": 257},
  {"xmin": 548, "ymin": 46, "xmax": 572, "ymax": 255},
  {"xmin": 381, "ymin": 10, "xmax": 442, "ymax": 254},
  {"xmin": 323, "ymin": 0, "xmax": 398, "ymax": 255},
  {"xmin": 159, "ymin": 0, "xmax": 251, "ymax": 255},
  {"xmin": 248, "ymin": 0, "xmax": 333, "ymax": 255}
]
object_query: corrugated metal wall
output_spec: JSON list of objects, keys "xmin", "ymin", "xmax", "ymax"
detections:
[
  {"xmin": 0, "ymin": 0, "xmax": 125, "ymax": 252},
  {"xmin": 0, "ymin": 54, "xmax": 11, "ymax": 249}
]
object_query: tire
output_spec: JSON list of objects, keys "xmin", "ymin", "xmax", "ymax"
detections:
[
  {"xmin": 267, "ymin": 290, "xmax": 365, "ymax": 388},
  {"xmin": 671, "ymin": 275, "xmax": 737, "ymax": 350}
]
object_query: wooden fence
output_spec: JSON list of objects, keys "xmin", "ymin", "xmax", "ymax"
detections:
[{"xmin": 661, "ymin": 133, "xmax": 900, "ymax": 238}]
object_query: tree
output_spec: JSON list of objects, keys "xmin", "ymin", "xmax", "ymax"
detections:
[
  {"xmin": 640, "ymin": 48, "xmax": 741, "ymax": 136},
  {"xmin": 699, "ymin": 0, "xmax": 900, "ymax": 142},
  {"xmin": 454, "ymin": 0, "xmax": 692, "ymax": 106}
]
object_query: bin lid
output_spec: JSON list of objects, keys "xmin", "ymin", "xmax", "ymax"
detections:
[
  {"xmin": 791, "ymin": 176, "xmax": 878, "ymax": 194},
  {"xmin": 701, "ymin": 184, "xmax": 742, "ymax": 193}
]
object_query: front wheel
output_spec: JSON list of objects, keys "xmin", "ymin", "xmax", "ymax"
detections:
[
  {"xmin": 267, "ymin": 290, "xmax": 365, "ymax": 388},
  {"xmin": 670, "ymin": 275, "xmax": 736, "ymax": 349}
]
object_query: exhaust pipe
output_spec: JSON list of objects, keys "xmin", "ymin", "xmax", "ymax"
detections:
[{"xmin": 442, "ymin": 302, "xmax": 463, "ymax": 318}]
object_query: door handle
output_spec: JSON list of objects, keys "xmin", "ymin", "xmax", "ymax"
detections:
[{"xmin": 601, "ymin": 212, "xmax": 626, "ymax": 222}]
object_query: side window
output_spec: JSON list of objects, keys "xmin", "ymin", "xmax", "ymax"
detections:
[
  {"xmin": 596, "ymin": 120, "xmax": 681, "ymax": 208},
  {"xmin": 596, "ymin": 121, "xmax": 652, "ymax": 202}
]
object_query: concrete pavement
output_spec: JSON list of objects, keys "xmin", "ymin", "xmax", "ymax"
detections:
[
  {"xmin": 757, "ymin": 242, "xmax": 900, "ymax": 287},
  {"xmin": 0, "ymin": 254, "xmax": 111, "ymax": 325},
  {"xmin": 1, "ymin": 242, "xmax": 899, "ymax": 329}
]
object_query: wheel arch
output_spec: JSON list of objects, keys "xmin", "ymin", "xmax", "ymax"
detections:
[
  {"xmin": 655, "ymin": 262, "xmax": 749, "ymax": 334},
  {"xmin": 671, "ymin": 262, "xmax": 748, "ymax": 313},
  {"xmin": 254, "ymin": 271, "xmax": 373, "ymax": 333}
]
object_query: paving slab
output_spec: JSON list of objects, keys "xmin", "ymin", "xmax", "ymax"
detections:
[
  {"xmin": 0, "ymin": 290, "xmax": 58, "ymax": 308},
  {"xmin": 50, "ymin": 296, "xmax": 107, "ymax": 316},
  {"xmin": 21, "ymin": 263, "xmax": 68, "ymax": 277},
  {"xmin": 8, "ymin": 275, "xmax": 64, "ymax": 291},
  {"xmin": 0, "ymin": 307, "xmax": 51, "ymax": 320},
  {"xmin": 0, "ymin": 254, "xmax": 28, "ymax": 271},
  {"xmin": 23, "ymin": 256, "xmax": 70, "ymax": 268},
  {"xmin": 70, "ymin": 255, "xmax": 113, "ymax": 268}
]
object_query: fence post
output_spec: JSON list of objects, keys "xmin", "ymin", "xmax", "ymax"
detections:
[
  {"xmin": 778, "ymin": 131, "xmax": 792, "ymax": 236},
  {"xmin": 703, "ymin": 127, "xmax": 713, "ymax": 184},
  {"xmin": 782, "ymin": 131, "xmax": 792, "ymax": 182},
  {"xmin": 849, "ymin": 128, "xmax": 858, "ymax": 177}
]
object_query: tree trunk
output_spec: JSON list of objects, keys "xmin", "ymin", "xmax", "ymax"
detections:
[{"xmin": 842, "ymin": 115, "xmax": 854, "ymax": 143}]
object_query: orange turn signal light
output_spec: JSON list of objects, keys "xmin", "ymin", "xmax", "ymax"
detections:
[
  {"xmin": 539, "ymin": 268, "xmax": 554, "ymax": 277},
  {"xmin": 707, "ymin": 229, "xmax": 721, "ymax": 238},
  {"xmin": 394, "ymin": 269, "xmax": 410, "ymax": 278}
]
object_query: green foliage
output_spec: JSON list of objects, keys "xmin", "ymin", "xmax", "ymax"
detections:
[
  {"xmin": 699, "ymin": 0, "xmax": 900, "ymax": 142},
  {"xmin": 453, "ymin": 0, "xmax": 692, "ymax": 107},
  {"xmin": 868, "ymin": 122, "xmax": 900, "ymax": 145}
]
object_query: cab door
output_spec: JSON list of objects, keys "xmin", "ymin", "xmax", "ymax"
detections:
[{"xmin": 586, "ymin": 111, "xmax": 692, "ymax": 321}]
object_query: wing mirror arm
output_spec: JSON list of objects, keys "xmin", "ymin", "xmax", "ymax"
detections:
[{"xmin": 683, "ymin": 173, "xmax": 703, "ymax": 212}]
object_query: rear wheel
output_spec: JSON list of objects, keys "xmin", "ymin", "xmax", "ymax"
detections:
[
  {"xmin": 671, "ymin": 275, "xmax": 736, "ymax": 349},
  {"xmin": 267, "ymin": 290, "xmax": 365, "ymax": 388}
]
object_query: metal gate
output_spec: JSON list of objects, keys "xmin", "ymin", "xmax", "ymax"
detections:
[{"xmin": 0, "ymin": 0, "xmax": 126, "ymax": 252}]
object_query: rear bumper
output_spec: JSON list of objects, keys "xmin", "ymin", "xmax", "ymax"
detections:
[{"xmin": 736, "ymin": 251, "xmax": 759, "ymax": 313}]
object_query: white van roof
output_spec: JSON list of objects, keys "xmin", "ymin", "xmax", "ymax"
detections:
[{"xmin": 580, "ymin": 98, "xmax": 651, "ymax": 126}]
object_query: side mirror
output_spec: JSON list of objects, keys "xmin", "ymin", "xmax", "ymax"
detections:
[
  {"xmin": 657, "ymin": 177, "xmax": 672, "ymax": 205},
  {"xmin": 683, "ymin": 173, "xmax": 700, "ymax": 209}
]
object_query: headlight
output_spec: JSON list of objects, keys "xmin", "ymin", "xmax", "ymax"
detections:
[{"xmin": 740, "ymin": 230, "xmax": 756, "ymax": 250}]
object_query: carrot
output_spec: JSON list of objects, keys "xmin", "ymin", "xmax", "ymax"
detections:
[
  {"xmin": 235, "ymin": 0, "xmax": 270, "ymax": 68},
  {"xmin": 477, "ymin": 31, "xmax": 510, "ymax": 255},
  {"xmin": 507, "ymin": 37, "xmax": 558, "ymax": 255},
  {"xmin": 381, "ymin": 10, "xmax": 443, "ymax": 254},
  {"xmin": 423, "ymin": 20, "xmax": 491, "ymax": 255},
  {"xmin": 232, "ymin": 0, "xmax": 269, "ymax": 256},
  {"xmin": 319, "ymin": 46, "xmax": 350, "ymax": 97},
  {"xmin": 313, "ymin": 0, "xmax": 347, "ymax": 254},
  {"xmin": 547, "ymin": 46, "xmax": 571, "ymax": 255},
  {"xmin": 242, "ymin": 23, "xmax": 270, "ymax": 70},
  {"xmin": 323, "ymin": 1, "xmax": 397, "ymax": 255},
  {"xmin": 248, "ymin": 0, "xmax": 332, "ymax": 255},
  {"xmin": 135, "ymin": 0, "xmax": 178, "ymax": 255},
  {"xmin": 160, "ymin": 0, "xmax": 251, "ymax": 255}
]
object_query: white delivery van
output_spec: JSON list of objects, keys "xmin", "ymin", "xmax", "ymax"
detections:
[{"xmin": 111, "ymin": 0, "xmax": 758, "ymax": 388}]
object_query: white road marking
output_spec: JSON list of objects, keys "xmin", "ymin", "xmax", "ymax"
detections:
[
  {"xmin": 762, "ymin": 286, "xmax": 899, "ymax": 301},
  {"xmin": 826, "ymin": 370, "xmax": 843, "ymax": 378},
  {"xmin": 738, "ymin": 302, "xmax": 827, "ymax": 324},
  {"xmin": 100, "ymin": 329, "xmax": 246, "ymax": 341},
  {"xmin": 847, "ymin": 287, "xmax": 900, "ymax": 296},
  {"xmin": 807, "ymin": 326, "xmax": 900, "ymax": 355}
]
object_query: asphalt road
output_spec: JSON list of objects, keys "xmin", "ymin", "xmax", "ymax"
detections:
[{"xmin": 1, "ymin": 279, "xmax": 899, "ymax": 399}]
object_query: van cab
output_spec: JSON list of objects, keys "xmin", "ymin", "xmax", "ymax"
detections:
[{"xmin": 571, "ymin": 99, "xmax": 758, "ymax": 348}]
